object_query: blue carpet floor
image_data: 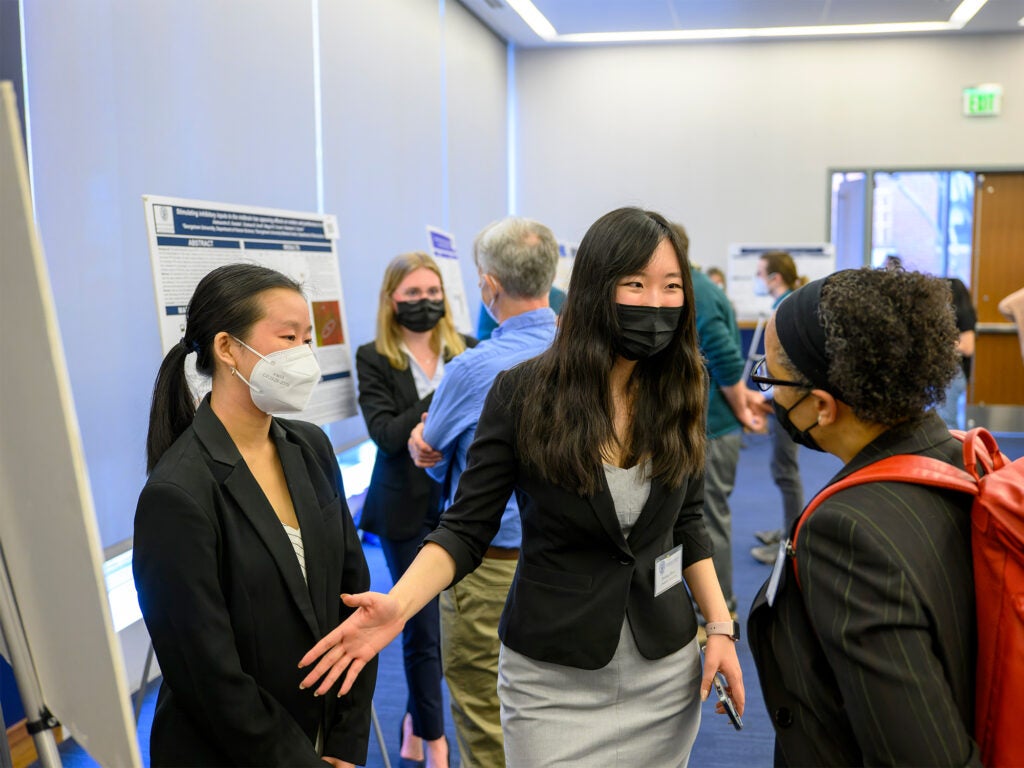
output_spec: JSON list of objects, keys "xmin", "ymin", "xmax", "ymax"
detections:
[{"xmin": 49, "ymin": 431, "xmax": 1024, "ymax": 767}]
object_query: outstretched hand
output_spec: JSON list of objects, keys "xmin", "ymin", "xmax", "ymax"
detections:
[{"xmin": 298, "ymin": 591, "xmax": 405, "ymax": 696}]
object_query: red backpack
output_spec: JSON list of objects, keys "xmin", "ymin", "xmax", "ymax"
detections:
[{"xmin": 791, "ymin": 427, "xmax": 1024, "ymax": 767}]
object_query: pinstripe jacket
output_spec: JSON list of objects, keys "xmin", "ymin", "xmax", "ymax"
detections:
[{"xmin": 748, "ymin": 412, "xmax": 982, "ymax": 766}]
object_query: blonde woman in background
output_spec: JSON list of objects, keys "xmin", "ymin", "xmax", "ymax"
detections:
[{"xmin": 355, "ymin": 252, "xmax": 476, "ymax": 768}]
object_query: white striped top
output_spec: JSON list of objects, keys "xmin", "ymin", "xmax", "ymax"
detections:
[{"xmin": 283, "ymin": 523, "xmax": 307, "ymax": 583}]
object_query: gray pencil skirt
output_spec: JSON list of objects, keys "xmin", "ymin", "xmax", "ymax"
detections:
[{"xmin": 498, "ymin": 620, "xmax": 702, "ymax": 767}]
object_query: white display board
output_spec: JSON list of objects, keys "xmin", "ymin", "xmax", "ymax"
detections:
[
  {"xmin": 425, "ymin": 226, "xmax": 473, "ymax": 334},
  {"xmin": 143, "ymin": 195, "xmax": 357, "ymax": 425},
  {"xmin": 554, "ymin": 240, "xmax": 578, "ymax": 294},
  {"xmin": 726, "ymin": 243, "xmax": 837, "ymax": 321},
  {"xmin": 0, "ymin": 81, "xmax": 141, "ymax": 767}
]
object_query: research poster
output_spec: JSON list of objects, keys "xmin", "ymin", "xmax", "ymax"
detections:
[
  {"xmin": 554, "ymin": 240, "xmax": 578, "ymax": 294},
  {"xmin": 726, "ymin": 243, "xmax": 837, "ymax": 321},
  {"xmin": 143, "ymin": 195, "xmax": 357, "ymax": 424},
  {"xmin": 425, "ymin": 226, "xmax": 472, "ymax": 334}
]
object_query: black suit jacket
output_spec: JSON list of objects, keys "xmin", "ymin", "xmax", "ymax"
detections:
[
  {"xmin": 355, "ymin": 337, "xmax": 475, "ymax": 541},
  {"xmin": 133, "ymin": 398, "xmax": 377, "ymax": 767},
  {"xmin": 423, "ymin": 366, "xmax": 713, "ymax": 669},
  {"xmin": 748, "ymin": 413, "xmax": 980, "ymax": 767}
]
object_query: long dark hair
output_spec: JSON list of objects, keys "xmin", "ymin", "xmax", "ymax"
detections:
[
  {"xmin": 513, "ymin": 207, "xmax": 707, "ymax": 496},
  {"xmin": 146, "ymin": 264, "xmax": 302, "ymax": 472}
]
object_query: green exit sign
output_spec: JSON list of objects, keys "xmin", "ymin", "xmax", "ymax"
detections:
[{"xmin": 963, "ymin": 85, "xmax": 1002, "ymax": 117}]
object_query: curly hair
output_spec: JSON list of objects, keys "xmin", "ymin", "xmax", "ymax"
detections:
[{"xmin": 819, "ymin": 268, "xmax": 959, "ymax": 425}]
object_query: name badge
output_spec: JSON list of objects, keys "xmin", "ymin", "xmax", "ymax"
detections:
[
  {"xmin": 766, "ymin": 539, "xmax": 789, "ymax": 607},
  {"xmin": 654, "ymin": 544, "xmax": 683, "ymax": 596}
]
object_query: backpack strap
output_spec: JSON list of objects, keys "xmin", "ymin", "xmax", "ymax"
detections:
[{"xmin": 791, "ymin": 447, "xmax": 979, "ymax": 591}]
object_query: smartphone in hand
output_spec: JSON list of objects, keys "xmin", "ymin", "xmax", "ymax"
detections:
[
  {"xmin": 712, "ymin": 671, "xmax": 743, "ymax": 730},
  {"xmin": 701, "ymin": 647, "xmax": 743, "ymax": 730}
]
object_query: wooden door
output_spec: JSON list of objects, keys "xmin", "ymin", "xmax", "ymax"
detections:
[{"xmin": 969, "ymin": 172, "xmax": 1024, "ymax": 410}]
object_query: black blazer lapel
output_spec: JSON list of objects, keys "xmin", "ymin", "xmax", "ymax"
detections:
[
  {"xmin": 193, "ymin": 399, "xmax": 321, "ymax": 640},
  {"xmin": 626, "ymin": 479, "xmax": 669, "ymax": 545},
  {"xmin": 274, "ymin": 426, "xmax": 329, "ymax": 635},
  {"xmin": 587, "ymin": 474, "xmax": 632, "ymax": 558}
]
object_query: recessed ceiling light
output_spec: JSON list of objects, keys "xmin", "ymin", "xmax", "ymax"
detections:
[{"xmin": 510, "ymin": 0, "xmax": 990, "ymax": 44}]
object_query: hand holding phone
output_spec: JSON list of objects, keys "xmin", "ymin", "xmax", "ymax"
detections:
[
  {"xmin": 712, "ymin": 671, "xmax": 743, "ymax": 730},
  {"xmin": 700, "ymin": 647, "xmax": 743, "ymax": 730}
]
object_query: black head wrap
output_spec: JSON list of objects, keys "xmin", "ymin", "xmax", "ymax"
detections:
[{"xmin": 773, "ymin": 274, "xmax": 845, "ymax": 402}]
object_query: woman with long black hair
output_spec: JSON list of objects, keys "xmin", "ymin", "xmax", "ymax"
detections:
[{"xmin": 300, "ymin": 208, "xmax": 743, "ymax": 766}]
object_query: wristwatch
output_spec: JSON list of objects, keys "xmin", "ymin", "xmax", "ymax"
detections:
[{"xmin": 705, "ymin": 620, "xmax": 741, "ymax": 641}]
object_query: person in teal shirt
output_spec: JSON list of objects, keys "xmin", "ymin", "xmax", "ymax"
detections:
[{"xmin": 674, "ymin": 224, "xmax": 765, "ymax": 614}]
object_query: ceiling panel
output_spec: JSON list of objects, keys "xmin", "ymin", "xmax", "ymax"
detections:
[{"xmin": 459, "ymin": 0, "xmax": 1024, "ymax": 46}]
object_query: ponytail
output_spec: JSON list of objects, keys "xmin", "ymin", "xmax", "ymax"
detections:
[{"xmin": 146, "ymin": 342, "xmax": 196, "ymax": 473}]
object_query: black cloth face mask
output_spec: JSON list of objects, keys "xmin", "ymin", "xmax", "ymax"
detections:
[
  {"xmin": 613, "ymin": 304, "xmax": 682, "ymax": 360},
  {"xmin": 772, "ymin": 393, "xmax": 825, "ymax": 452},
  {"xmin": 395, "ymin": 299, "xmax": 446, "ymax": 332}
]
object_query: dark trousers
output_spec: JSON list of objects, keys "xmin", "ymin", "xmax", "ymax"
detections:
[{"xmin": 380, "ymin": 527, "xmax": 446, "ymax": 740}]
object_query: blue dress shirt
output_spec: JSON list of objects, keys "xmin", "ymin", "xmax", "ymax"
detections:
[{"xmin": 423, "ymin": 307, "xmax": 557, "ymax": 548}]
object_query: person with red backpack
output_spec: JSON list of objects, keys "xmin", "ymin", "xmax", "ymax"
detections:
[{"xmin": 747, "ymin": 268, "xmax": 982, "ymax": 766}]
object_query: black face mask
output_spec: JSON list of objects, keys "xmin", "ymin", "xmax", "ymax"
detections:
[
  {"xmin": 395, "ymin": 299, "xmax": 446, "ymax": 332},
  {"xmin": 772, "ymin": 392, "xmax": 825, "ymax": 452},
  {"xmin": 613, "ymin": 304, "xmax": 682, "ymax": 360}
]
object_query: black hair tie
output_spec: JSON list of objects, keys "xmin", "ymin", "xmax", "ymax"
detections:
[{"xmin": 180, "ymin": 337, "xmax": 201, "ymax": 355}]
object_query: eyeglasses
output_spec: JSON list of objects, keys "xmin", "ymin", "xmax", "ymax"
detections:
[{"xmin": 750, "ymin": 357, "xmax": 808, "ymax": 392}]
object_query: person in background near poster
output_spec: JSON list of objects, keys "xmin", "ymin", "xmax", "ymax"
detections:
[
  {"xmin": 298, "ymin": 207, "xmax": 744, "ymax": 767},
  {"xmin": 672, "ymin": 223, "xmax": 766, "ymax": 622},
  {"xmin": 355, "ymin": 251, "xmax": 477, "ymax": 768},
  {"xmin": 999, "ymin": 286, "xmax": 1024, "ymax": 363},
  {"xmin": 134, "ymin": 264, "xmax": 376, "ymax": 767},
  {"xmin": 476, "ymin": 283, "xmax": 566, "ymax": 340},
  {"xmin": 705, "ymin": 266, "xmax": 727, "ymax": 291},
  {"xmin": 748, "ymin": 268, "xmax": 977, "ymax": 766},
  {"xmin": 750, "ymin": 251, "xmax": 808, "ymax": 564}
]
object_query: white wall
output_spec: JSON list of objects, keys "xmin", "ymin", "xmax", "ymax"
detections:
[
  {"xmin": 514, "ymin": 34, "xmax": 1024, "ymax": 267},
  {"xmin": 22, "ymin": 0, "xmax": 508, "ymax": 547}
]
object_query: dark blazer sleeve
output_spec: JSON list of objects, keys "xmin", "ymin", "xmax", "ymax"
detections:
[
  {"xmin": 423, "ymin": 369, "xmax": 517, "ymax": 581},
  {"xmin": 798, "ymin": 494, "xmax": 976, "ymax": 766},
  {"xmin": 356, "ymin": 343, "xmax": 433, "ymax": 457},
  {"xmin": 134, "ymin": 481, "xmax": 324, "ymax": 767}
]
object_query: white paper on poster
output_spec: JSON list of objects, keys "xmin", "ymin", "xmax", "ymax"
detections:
[
  {"xmin": 726, "ymin": 243, "xmax": 837, "ymax": 321},
  {"xmin": 142, "ymin": 195, "xmax": 357, "ymax": 424},
  {"xmin": 426, "ymin": 225, "xmax": 472, "ymax": 334},
  {"xmin": 554, "ymin": 240, "xmax": 577, "ymax": 294}
]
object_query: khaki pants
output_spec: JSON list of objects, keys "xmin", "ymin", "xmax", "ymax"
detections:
[{"xmin": 440, "ymin": 556, "xmax": 516, "ymax": 768}]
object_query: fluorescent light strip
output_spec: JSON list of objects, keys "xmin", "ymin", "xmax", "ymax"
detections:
[
  {"xmin": 506, "ymin": 0, "xmax": 557, "ymax": 40},
  {"xmin": 948, "ymin": 0, "xmax": 989, "ymax": 27},
  {"xmin": 513, "ymin": 0, "xmax": 988, "ymax": 44}
]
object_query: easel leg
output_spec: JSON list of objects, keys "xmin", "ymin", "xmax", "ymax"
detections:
[{"xmin": 0, "ymin": 551, "xmax": 61, "ymax": 767}]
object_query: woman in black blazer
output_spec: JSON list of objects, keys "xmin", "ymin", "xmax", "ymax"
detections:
[
  {"xmin": 747, "ymin": 269, "xmax": 977, "ymax": 766},
  {"xmin": 302, "ymin": 209, "xmax": 745, "ymax": 765},
  {"xmin": 356, "ymin": 252, "xmax": 474, "ymax": 767},
  {"xmin": 134, "ymin": 264, "xmax": 375, "ymax": 767}
]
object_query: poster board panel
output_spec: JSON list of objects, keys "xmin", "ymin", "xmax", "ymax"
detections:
[
  {"xmin": 142, "ymin": 195, "xmax": 358, "ymax": 424},
  {"xmin": 0, "ymin": 81, "xmax": 141, "ymax": 767},
  {"xmin": 426, "ymin": 226, "xmax": 473, "ymax": 335}
]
